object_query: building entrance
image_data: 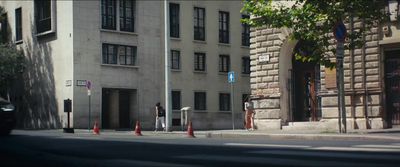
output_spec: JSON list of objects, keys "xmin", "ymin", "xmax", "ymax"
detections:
[
  {"xmin": 101, "ymin": 88, "xmax": 137, "ymax": 129},
  {"xmin": 385, "ymin": 50, "xmax": 400, "ymax": 127}
]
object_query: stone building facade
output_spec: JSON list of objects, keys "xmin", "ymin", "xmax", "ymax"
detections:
[{"xmin": 250, "ymin": 4, "xmax": 400, "ymax": 131}]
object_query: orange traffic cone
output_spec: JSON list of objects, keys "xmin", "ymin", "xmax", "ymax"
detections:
[
  {"xmin": 93, "ymin": 121, "xmax": 100, "ymax": 135},
  {"xmin": 134, "ymin": 120, "xmax": 143, "ymax": 136},
  {"xmin": 187, "ymin": 121, "xmax": 195, "ymax": 138}
]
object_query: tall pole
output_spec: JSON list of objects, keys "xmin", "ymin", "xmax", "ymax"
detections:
[
  {"xmin": 231, "ymin": 83, "xmax": 235, "ymax": 130},
  {"xmin": 164, "ymin": 0, "xmax": 172, "ymax": 132},
  {"xmin": 337, "ymin": 42, "xmax": 346, "ymax": 133},
  {"xmin": 88, "ymin": 94, "xmax": 91, "ymax": 131}
]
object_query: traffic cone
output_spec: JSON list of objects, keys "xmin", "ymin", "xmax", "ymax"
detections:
[
  {"xmin": 187, "ymin": 121, "xmax": 195, "ymax": 138},
  {"xmin": 93, "ymin": 121, "xmax": 100, "ymax": 135},
  {"xmin": 134, "ymin": 120, "xmax": 143, "ymax": 136}
]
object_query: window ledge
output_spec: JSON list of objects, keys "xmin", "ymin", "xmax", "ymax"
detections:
[
  {"xmin": 171, "ymin": 37, "xmax": 181, "ymax": 41},
  {"xmin": 101, "ymin": 64, "xmax": 139, "ymax": 69},
  {"xmin": 241, "ymin": 45, "xmax": 250, "ymax": 49},
  {"xmin": 15, "ymin": 40, "xmax": 23, "ymax": 45},
  {"xmin": 36, "ymin": 30, "xmax": 56, "ymax": 37},
  {"xmin": 218, "ymin": 43, "xmax": 230, "ymax": 47},
  {"xmin": 100, "ymin": 29, "xmax": 138, "ymax": 36},
  {"xmin": 171, "ymin": 69, "xmax": 181, "ymax": 72},
  {"xmin": 218, "ymin": 72, "xmax": 229, "ymax": 75},
  {"xmin": 193, "ymin": 70, "xmax": 207, "ymax": 74},
  {"xmin": 193, "ymin": 40, "xmax": 206, "ymax": 44}
]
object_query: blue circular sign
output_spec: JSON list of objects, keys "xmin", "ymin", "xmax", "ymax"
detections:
[{"xmin": 333, "ymin": 21, "xmax": 346, "ymax": 42}]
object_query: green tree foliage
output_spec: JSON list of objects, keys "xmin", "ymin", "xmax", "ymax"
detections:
[
  {"xmin": 0, "ymin": 6, "xmax": 25, "ymax": 95},
  {"xmin": 242, "ymin": 0, "xmax": 388, "ymax": 68}
]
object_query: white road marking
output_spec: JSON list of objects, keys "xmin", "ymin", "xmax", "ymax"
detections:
[
  {"xmin": 247, "ymin": 150, "xmax": 399, "ymax": 161},
  {"xmin": 224, "ymin": 143, "xmax": 311, "ymax": 148},
  {"xmin": 309, "ymin": 146, "xmax": 400, "ymax": 152},
  {"xmin": 353, "ymin": 144, "xmax": 400, "ymax": 149}
]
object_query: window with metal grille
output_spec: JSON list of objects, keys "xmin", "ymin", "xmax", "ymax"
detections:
[
  {"xmin": 219, "ymin": 11, "xmax": 229, "ymax": 44},
  {"xmin": 194, "ymin": 52, "xmax": 206, "ymax": 71},
  {"xmin": 194, "ymin": 7, "xmax": 205, "ymax": 41},
  {"xmin": 15, "ymin": 8, "xmax": 22, "ymax": 42},
  {"xmin": 219, "ymin": 55, "xmax": 230, "ymax": 72},
  {"xmin": 170, "ymin": 3, "xmax": 180, "ymax": 38},
  {"xmin": 219, "ymin": 93, "xmax": 230, "ymax": 111},
  {"xmin": 241, "ymin": 14, "xmax": 250, "ymax": 46},
  {"xmin": 194, "ymin": 92, "xmax": 206, "ymax": 110},
  {"xmin": 242, "ymin": 57, "xmax": 250, "ymax": 74},
  {"xmin": 171, "ymin": 50, "xmax": 180, "ymax": 70},
  {"xmin": 101, "ymin": 0, "xmax": 116, "ymax": 30},
  {"xmin": 35, "ymin": 0, "xmax": 52, "ymax": 34}
]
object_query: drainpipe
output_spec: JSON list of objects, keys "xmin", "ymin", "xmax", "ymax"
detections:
[
  {"xmin": 349, "ymin": 14, "xmax": 356, "ymax": 129},
  {"xmin": 362, "ymin": 18, "xmax": 370, "ymax": 129}
]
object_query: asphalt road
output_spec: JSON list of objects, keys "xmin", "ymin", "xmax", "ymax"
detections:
[{"xmin": 1, "ymin": 130, "xmax": 400, "ymax": 167}]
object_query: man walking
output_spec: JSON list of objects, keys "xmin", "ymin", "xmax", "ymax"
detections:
[{"xmin": 155, "ymin": 102, "xmax": 166, "ymax": 132}]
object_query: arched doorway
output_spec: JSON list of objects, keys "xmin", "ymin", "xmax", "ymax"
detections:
[{"xmin": 290, "ymin": 41, "xmax": 321, "ymax": 122}]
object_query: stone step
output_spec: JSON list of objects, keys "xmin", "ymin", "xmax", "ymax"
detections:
[{"xmin": 282, "ymin": 122, "xmax": 326, "ymax": 131}]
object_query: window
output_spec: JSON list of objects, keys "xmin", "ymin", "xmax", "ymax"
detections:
[
  {"xmin": 219, "ymin": 93, "xmax": 230, "ymax": 111},
  {"xmin": 194, "ymin": 7, "xmax": 205, "ymax": 41},
  {"xmin": 242, "ymin": 57, "xmax": 250, "ymax": 74},
  {"xmin": 101, "ymin": 0, "xmax": 116, "ymax": 30},
  {"xmin": 170, "ymin": 3, "xmax": 180, "ymax": 38},
  {"xmin": 172, "ymin": 91, "xmax": 181, "ymax": 110},
  {"xmin": 119, "ymin": 45, "xmax": 137, "ymax": 65},
  {"xmin": 218, "ymin": 11, "xmax": 229, "ymax": 44},
  {"xmin": 194, "ymin": 92, "xmax": 206, "ymax": 110},
  {"xmin": 194, "ymin": 52, "xmax": 206, "ymax": 71},
  {"xmin": 0, "ymin": 13, "xmax": 8, "ymax": 42},
  {"xmin": 35, "ymin": 0, "xmax": 52, "ymax": 34},
  {"xmin": 242, "ymin": 94, "xmax": 250, "ymax": 111},
  {"xmin": 120, "ymin": 0, "xmax": 135, "ymax": 32},
  {"xmin": 171, "ymin": 50, "xmax": 180, "ymax": 70},
  {"xmin": 15, "ymin": 8, "xmax": 22, "ymax": 42},
  {"xmin": 102, "ymin": 43, "xmax": 137, "ymax": 65},
  {"xmin": 241, "ymin": 15, "xmax": 250, "ymax": 46},
  {"xmin": 219, "ymin": 55, "xmax": 230, "ymax": 72}
]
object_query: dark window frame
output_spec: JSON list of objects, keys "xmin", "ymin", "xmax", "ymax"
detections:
[
  {"xmin": 119, "ymin": 0, "xmax": 135, "ymax": 32},
  {"xmin": 219, "ymin": 55, "xmax": 230, "ymax": 73},
  {"xmin": 171, "ymin": 50, "xmax": 180, "ymax": 70},
  {"xmin": 241, "ymin": 14, "xmax": 250, "ymax": 46},
  {"xmin": 15, "ymin": 8, "xmax": 22, "ymax": 42},
  {"xmin": 194, "ymin": 92, "xmax": 206, "ymax": 110},
  {"xmin": 172, "ymin": 90, "xmax": 181, "ymax": 110},
  {"xmin": 169, "ymin": 3, "xmax": 180, "ymax": 38},
  {"xmin": 194, "ymin": 7, "xmax": 205, "ymax": 41},
  {"xmin": 242, "ymin": 57, "xmax": 251, "ymax": 74},
  {"xmin": 219, "ymin": 93, "xmax": 231, "ymax": 111},
  {"xmin": 102, "ymin": 43, "xmax": 118, "ymax": 64},
  {"xmin": 118, "ymin": 45, "xmax": 137, "ymax": 66},
  {"xmin": 0, "ymin": 13, "xmax": 8, "ymax": 42},
  {"xmin": 101, "ymin": 0, "xmax": 116, "ymax": 30},
  {"xmin": 34, "ymin": 0, "xmax": 52, "ymax": 34},
  {"xmin": 194, "ymin": 52, "xmax": 206, "ymax": 71},
  {"xmin": 218, "ymin": 11, "xmax": 229, "ymax": 44}
]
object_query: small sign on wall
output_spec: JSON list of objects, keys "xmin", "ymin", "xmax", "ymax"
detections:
[
  {"xmin": 259, "ymin": 53, "xmax": 270, "ymax": 63},
  {"xmin": 76, "ymin": 80, "xmax": 87, "ymax": 86},
  {"xmin": 325, "ymin": 68, "xmax": 337, "ymax": 89},
  {"xmin": 65, "ymin": 80, "xmax": 72, "ymax": 87}
]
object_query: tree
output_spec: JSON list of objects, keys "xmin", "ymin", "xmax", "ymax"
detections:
[
  {"xmin": 0, "ymin": 6, "xmax": 25, "ymax": 97},
  {"xmin": 242, "ymin": 0, "xmax": 388, "ymax": 68}
]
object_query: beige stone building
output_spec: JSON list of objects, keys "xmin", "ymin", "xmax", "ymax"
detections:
[
  {"xmin": 0, "ymin": 0, "xmax": 250, "ymax": 130},
  {"xmin": 249, "ymin": 1, "xmax": 400, "ymax": 131}
]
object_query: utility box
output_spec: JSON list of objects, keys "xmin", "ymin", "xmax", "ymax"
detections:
[
  {"xmin": 180, "ymin": 107, "xmax": 191, "ymax": 131},
  {"xmin": 64, "ymin": 99, "xmax": 72, "ymax": 113}
]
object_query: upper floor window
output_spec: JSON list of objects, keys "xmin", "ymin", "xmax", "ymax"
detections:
[
  {"xmin": 120, "ymin": 0, "xmax": 135, "ymax": 32},
  {"xmin": 194, "ymin": 52, "xmax": 206, "ymax": 71},
  {"xmin": 15, "ymin": 8, "xmax": 22, "ymax": 42},
  {"xmin": 219, "ymin": 55, "xmax": 230, "ymax": 73},
  {"xmin": 171, "ymin": 50, "xmax": 180, "ymax": 70},
  {"xmin": 194, "ymin": 7, "xmax": 205, "ymax": 41},
  {"xmin": 101, "ymin": 0, "xmax": 116, "ymax": 30},
  {"xmin": 219, "ymin": 93, "xmax": 230, "ymax": 111},
  {"xmin": 102, "ymin": 43, "xmax": 137, "ymax": 66},
  {"xmin": 169, "ymin": 3, "xmax": 180, "ymax": 38},
  {"xmin": 35, "ymin": 0, "xmax": 53, "ymax": 34},
  {"xmin": 241, "ymin": 15, "xmax": 250, "ymax": 46},
  {"xmin": 242, "ymin": 57, "xmax": 250, "ymax": 74},
  {"xmin": 218, "ymin": 11, "xmax": 229, "ymax": 44},
  {"xmin": 0, "ymin": 13, "xmax": 8, "ymax": 43}
]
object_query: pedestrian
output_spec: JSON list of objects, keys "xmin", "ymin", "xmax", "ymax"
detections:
[
  {"xmin": 244, "ymin": 98, "xmax": 255, "ymax": 130},
  {"xmin": 154, "ymin": 102, "xmax": 166, "ymax": 132}
]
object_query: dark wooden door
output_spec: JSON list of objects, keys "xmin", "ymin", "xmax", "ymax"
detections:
[{"xmin": 385, "ymin": 51, "xmax": 400, "ymax": 127}]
